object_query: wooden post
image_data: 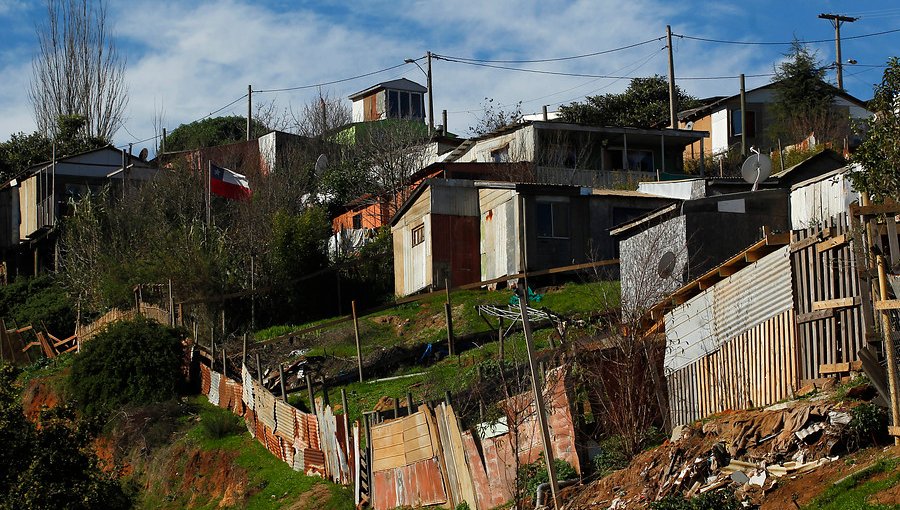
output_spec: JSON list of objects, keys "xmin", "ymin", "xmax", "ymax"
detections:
[
  {"xmin": 878, "ymin": 253, "xmax": 900, "ymax": 446},
  {"xmin": 352, "ymin": 300, "xmax": 363, "ymax": 382},
  {"xmin": 306, "ymin": 373, "xmax": 316, "ymax": 414},
  {"xmin": 406, "ymin": 391, "xmax": 414, "ymax": 414},
  {"xmin": 341, "ymin": 388, "xmax": 350, "ymax": 418},
  {"xmin": 444, "ymin": 390, "xmax": 452, "ymax": 406},
  {"xmin": 516, "ymin": 286, "xmax": 560, "ymax": 509},
  {"xmin": 221, "ymin": 309, "xmax": 226, "ymax": 336},
  {"xmin": 168, "ymin": 279, "xmax": 174, "ymax": 326},
  {"xmin": 255, "ymin": 353, "xmax": 262, "ymax": 381},
  {"xmin": 498, "ymin": 317, "xmax": 505, "ymax": 360},
  {"xmin": 445, "ymin": 302, "xmax": 455, "ymax": 357},
  {"xmin": 341, "ymin": 388, "xmax": 351, "ymax": 472},
  {"xmin": 279, "ymin": 364, "xmax": 287, "ymax": 402},
  {"xmin": 222, "ymin": 348, "xmax": 227, "ymax": 378},
  {"xmin": 242, "ymin": 333, "xmax": 247, "ymax": 367},
  {"xmin": 178, "ymin": 303, "xmax": 184, "ymax": 327},
  {"xmin": 539, "ymin": 360, "xmax": 546, "ymax": 385},
  {"xmin": 210, "ymin": 330, "xmax": 215, "ymax": 371},
  {"xmin": 322, "ymin": 377, "xmax": 330, "ymax": 407},
  {"xmin": 393, "ymin": 397, "xmax": 399, "ymax": 419}
]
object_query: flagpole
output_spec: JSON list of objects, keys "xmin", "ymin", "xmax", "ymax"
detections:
[{"xmin": 207, "ymin": 160, "xmax": 212, "ymax": 227}]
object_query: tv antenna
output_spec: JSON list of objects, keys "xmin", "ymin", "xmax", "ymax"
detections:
[{"xmin": 741, "ymin": 147, "xmax": 771, "ymax": 192}]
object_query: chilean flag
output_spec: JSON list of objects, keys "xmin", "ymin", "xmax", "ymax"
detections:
[{"xmin": 210, "ymin": 163, "xmax": 252, "ymax": 200}]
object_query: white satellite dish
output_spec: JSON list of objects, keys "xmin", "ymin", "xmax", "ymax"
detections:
[
  {"xmin": 314, "ymin": 154, "xmax": 328, "ymax": 177},
  {"xmin": 741, "ymin": 148, "xmax": 772, "ymax": 192},
  {"xmin": 684, "ymin": 121, "xmax": 694, "ymax": 130}
]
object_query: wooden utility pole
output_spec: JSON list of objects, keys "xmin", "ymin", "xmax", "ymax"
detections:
[
  {"xmin": 242, "ymin": 333, "xmax": 247, "ymax": 367},
  {"xmin": 666, "ymin": 25, "xmax": 677, "ymax": 128},
  {"xmin": 278, "ymin": 364, "xmax": 287, "ymax": 402},
  {"xmin": 818, "ymin": 13, "xmax": 858, "ymax": 91},
  {"xmin": 516, "ymin": 286, "xmax": 560, "ymax": 509},
  {"xmin": 352, "ymin": 300, "xmax": 363, "ymax": 382},
  {"xmin": 247, "ymin": 84, "xmax": 252, "ymax": 140},
  {"xmin": 306, "ymin": 373, "xmax": 316, "ymax": 414},
  {"xmin": 255, "ymin": 353, "xmax": 262, "ymax": 381},
  {"xmin": 427, "ymin": 51, "xmax": 435, "ymax": 136},
  {"xmin": 877, "ymin": 253, "xmax": 900, "ymax": 445},
  {"xmin": 739, "ymin": 74, "xmax": 747, "ymax": 156}
]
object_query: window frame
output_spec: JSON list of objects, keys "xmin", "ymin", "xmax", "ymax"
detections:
[
  {"xmin": 730, "ymin": 109, "xmax": 756, "ymax": 137},
  {"xmin": 411, "ymin": 223, "xmax": 425, "ymax": 246},
  {"xmin": 535, "ymin": 199, "xmax": 571, "ymax": 239}
]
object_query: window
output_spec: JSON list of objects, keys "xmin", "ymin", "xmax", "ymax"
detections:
[
  {"xmin": 609, "ymin": 149, "xmax": 654, "ymax": 172},
  {"xmin": 547, "ymin": 143, "xmax": 577, "ymax": 168},
  {"xmin": 387, "ymin": 90, "xmax": 424, "ymax": 120},
  {"xmin": 731, "ymin": 109, "xmax": 756, "ymax": 137},
  {"xmin": 536, "ymin": 201, "xmax": 570, "ymax": 238},
  {"xmin": 352, "ymin": 213, "xmax": 362, "ymax": 229},
  {"xmin": 411, "ymin": 224, "xmax": 425, "ymax": 246},
  {"xmin": 490, "ymin": 145, "xmax": 510, "ymax": 163}
]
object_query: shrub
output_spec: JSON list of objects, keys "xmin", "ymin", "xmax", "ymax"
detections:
[
  {"xmin": 847, "ymin": 402, "xmax": 887, "ymax": 450},
  {"xmin": 650, "ymin": 488, "xmax": 741, "ymax": 510},
  {"xmin": 0, "ymin": 275, "xmax": 75, "ymax": 336},
  {"xmin": 591, "ymin": 435, "xmax": 630, "ymax": 476},
  {"xmin": 517, "ymin": 456, "xmax": 578, "ymax": 497},
  {"xmin": 70, "ymin": 318, "xmax": 186, "ymax": 416},
  {"xmin": 199, "ymin": 406, "xmax": 244, "ymax": 440}
]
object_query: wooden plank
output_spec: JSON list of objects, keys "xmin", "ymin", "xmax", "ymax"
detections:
[
  {"xmin": 853, "ymin": 203, "xmax": 900, "ymax": 216},
  {"xmin": 819, "ymin": 363, "xmax": 851, "ymax": 375},
  {"xmin": 889, "ymin": 426, "xmax": 900, "ymax": 437},
  {"xmin": 790, "ymin": 235, "xmax": 820, "ymax": 253},
  {"xmin": 815, "ymin": 234, "xmax": 848, "ymax": 253},
  {"xmin": 875, "ymin": 299, "xmax": 900, "ymax": 310},
  {"xmin": 887, "ymin": 216, "xmax": 900, "ymax": 266},
  {"xmin": 797, "ymin": 309, "xmax": 834, "ymax": 324},
  {"xmin": 812, "ymin": 297, "xmax": 861, "ymax": 310}
]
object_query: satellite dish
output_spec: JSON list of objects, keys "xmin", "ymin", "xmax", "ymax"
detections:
[
  {"xmin": 684, "ymin": 121, "xmax": 694, "ymax": 130},
  {"xmin": 741, "ymin": 149, "xmax": 772, "ymax": 192},
  {"xmin": 658, "ymin": 251, "xmax": 676, "ymax": 279},
  {"xmin": 138, "ymin": 147, "xmax": 149, "ymax": 160},
  {"xmin": 314, "ymin": 154, "xmax": 328, "ymax": 177}
]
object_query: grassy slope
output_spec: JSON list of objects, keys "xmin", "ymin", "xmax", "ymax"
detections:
[{"xmin": 803, "ymin": 458, "xmax": 900, "ymax": 510}]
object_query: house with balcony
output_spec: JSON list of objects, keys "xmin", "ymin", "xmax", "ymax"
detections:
[{"xmin": 444, "ymin": 121, "xmax": 708, "ymax": 188}]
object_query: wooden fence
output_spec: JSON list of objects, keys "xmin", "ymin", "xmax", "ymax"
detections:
[
  {"xmin": 790, "ymin": 214, "xmax": 867, "ymax": 383},
  {"xmin": 77, "ymin": 303, "xmax": 171, "ymax": 342},
  {"xmin": 668, "ymin": 309, "xmax": 798, "ymax": 427}
]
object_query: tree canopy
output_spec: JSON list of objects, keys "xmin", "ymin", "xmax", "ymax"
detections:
[
  {"xmin": 0, "ymin": 115, "xmax": 108, "ymax": 180},
  {"xmin": 769, "ymin": 41, "xmax": 840, "ymax": 144},
  {"xmin": 164, "ymin": 116, "xmax": 270, "ymax": 152},
  {"xmin": 558, "ymin": 75, "xmax": 701, "ymax": 128},
  {"xmin": 850, "ymin": 57, "xmax": 900, "ymax": 201}
]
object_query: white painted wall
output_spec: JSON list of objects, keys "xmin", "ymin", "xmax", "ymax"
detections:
[
  {"xmin": 711, "ymin": 109, "xmax": 729, "ymax": 154},
  {"xmin": 790, "ymin": 167, "xmax": 859, "ymax": 229},
  {"xmin": 637, "ymin": 179, "xmax": 706, "ymax": 200}
]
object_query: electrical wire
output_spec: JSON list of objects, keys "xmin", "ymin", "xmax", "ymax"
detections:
[
  {"xmin": 437, "ymin": 54, "xmax": 668, "ymax": 79},
  {"xmin": 255, "ymin": 62, "xmax": 408, "ymax": 93},
  {"xmin": 433, "ymin": 36, "xmax": 665, "ymax": 64},
  {"xmin": 674, "ymin": 27, "xmax": 900, "ymax": 46}
]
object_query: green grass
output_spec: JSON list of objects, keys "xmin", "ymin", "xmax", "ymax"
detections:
[
  {"xmin": 803, "ymin": 458, "xmax": 900, "ymax": 510},
  {"xmin": 178, "ymin": 398, "xmax": 352, "ymax": 510}
]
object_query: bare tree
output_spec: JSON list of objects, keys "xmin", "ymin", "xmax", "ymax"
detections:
[
  {"xmin": 292, "ymin": 89, "xmax": 352, "ymax": 138},
  {"xmin": 30, "ymin": 0, "xmax": 128, "ymax": 141},
  {"xmin": 471, "ymin": 98, "xmax": 523, "ymax": 136}
]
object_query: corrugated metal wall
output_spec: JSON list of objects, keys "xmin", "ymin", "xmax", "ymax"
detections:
[
  {"xmin": 480, "ymin": 189, "xmax": 518, "ymax": 282},
  {"xmin": 664, "ymin": 245, "xmax": 793, "ymax": 373},
  {"xmin": 668, "ymin": 309, "xmax": 798, "ymax": 427}
]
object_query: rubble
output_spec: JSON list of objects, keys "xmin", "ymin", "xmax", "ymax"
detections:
[{"xmin": 564, "ymin": 398, "xmax": 872, "ymax": 509}]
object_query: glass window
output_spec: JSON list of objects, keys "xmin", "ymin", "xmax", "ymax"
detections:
[
  {"xmin": 536, "ymin": 201, "xmax": 570, "ymax": 238},
  {"xmin": 352, "ymin": 213, "xmax": 362, "ymax": 229},
  {"xmin": 411, "ymin": 224, "xmax": 425, "ymax": 246},
  {"xmin": 490, "ymin": 146, "xmax": 509, "ymax": 163},
  {"xmin": 388, "ymin": 90, "xmax": 399, "ymax": 118},
  {"xmin": 731, "ymin": 109, "xmax": 756, "ymax": 137},
  {"xmin": 400, "ymin": 91, "xmax": 410, "ymax": 118},
  {"xmin": 412, "ymin": 93, "xmax": 423, "ymax": 118}
]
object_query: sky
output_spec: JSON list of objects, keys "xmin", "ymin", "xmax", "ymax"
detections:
[{"xmin": 1, "ymin": 0, "xmax": 900, "ymax": 152}]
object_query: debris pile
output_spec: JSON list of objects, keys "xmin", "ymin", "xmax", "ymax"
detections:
[{"xmin": 566, "ymin": 396, "xmax": 870, "ymax": 509}]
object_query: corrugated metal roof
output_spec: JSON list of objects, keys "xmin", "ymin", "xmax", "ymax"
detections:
[{"xmin": 664, "ymin": 245, "xmax": 793, "ymax": 372}]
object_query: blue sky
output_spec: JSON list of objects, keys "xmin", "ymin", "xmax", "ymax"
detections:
[{"xmin": 1, "ymin": 0, "xmax": 899, "ymax": 150}]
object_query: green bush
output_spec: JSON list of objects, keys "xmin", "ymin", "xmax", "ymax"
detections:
[
  {"xmin": 517, "ymin": 456, "xmax": 578, "ymax": 497},
  {"xmin": 454, "ymin": 503, "xmax": 470, "ymax": 510},
  {"xmin": 591, "ymin": 435, "xmax": 630, "ymax": 477},
  {"xmin": 70, "ymin": 318, "xmax": 186, "ymax": 416},
  {"xmin": 847, "ymin": 402, "xmax": 887, "ymax": 450},
  {"xmin": 199, "ymin": 406, "xmax": 244, "ymax": 440},
  {"xmin": 650, "ymin": 488, "xmax": 741, "ymax": 510},
  {"xmin": 0, "ymin": 275, "xmax": 75, "ymax": 336}
]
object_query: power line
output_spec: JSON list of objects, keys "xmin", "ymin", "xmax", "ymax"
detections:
[
  {"xmin": 674, "ymin": 26, "xmax": 900, "ymax": 46},
  {"xmin": 116, "ymin": 93, "xmax": 249, "ymax": 149},
  {"xmin": 255, "ymin": 62, "xmax": 408, "ymax": 93},
  {"xmin": 433, "ymin": 36, "xmax": 665, "ymax": 64}
]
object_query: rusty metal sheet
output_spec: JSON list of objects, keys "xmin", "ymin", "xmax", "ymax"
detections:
[
  {"xmin": 218, "ymin": 375, "xmax": 230, "ymax": 409},
  {"xmin": 256, "ymin": 387, "xmax": 276, "ymax": 431},
  {"xmin": 274, "ymin": 400, "xmax": 297, "ymax": 440},
  {"xmin": 200, "ymin": 364, "xmax": 211, "ymax": 395},
  {"xmin": 373, "ymin": 469, "xmax": 397, "ymax": 510},
  {"xmin": 304, "ymin": 447, "xmax": 326, "ymax": 478},
  {"xmin": 208, "ymin": 370, "xmax": 221, "ymax": 405},
  {"xmin": 230, "ymin": 382, "xmax": 244, "ymax": 416},
  {"xmin": 245, "ymin": 409, "xmax": 257, "ymax": 438},
  {"xmin": 241, "ymin": 365, "xmax": 255, "ymax": 409},
  {"xmin": 373, "ymin": 458, "xmax": 447, "ymax": 510}
]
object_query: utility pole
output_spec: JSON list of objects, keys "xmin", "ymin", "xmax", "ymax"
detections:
[
  {"xmin": 739, "ymin": 74, "xmax": 747, "ymax": 156},
  {"xmin": 247, "ymin": 84, "xmax": 253, "ymax": 141},
  {"xmin": 427, "ymin": 51, "xmax": 435, "ymax": 136},
  {"xmin": 818, "ymin": 13, "xmax": 858, "ymax": 91},
  {"xmin": 666, "ymin": 25, "xmax": 677, "ymax": 128}
]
